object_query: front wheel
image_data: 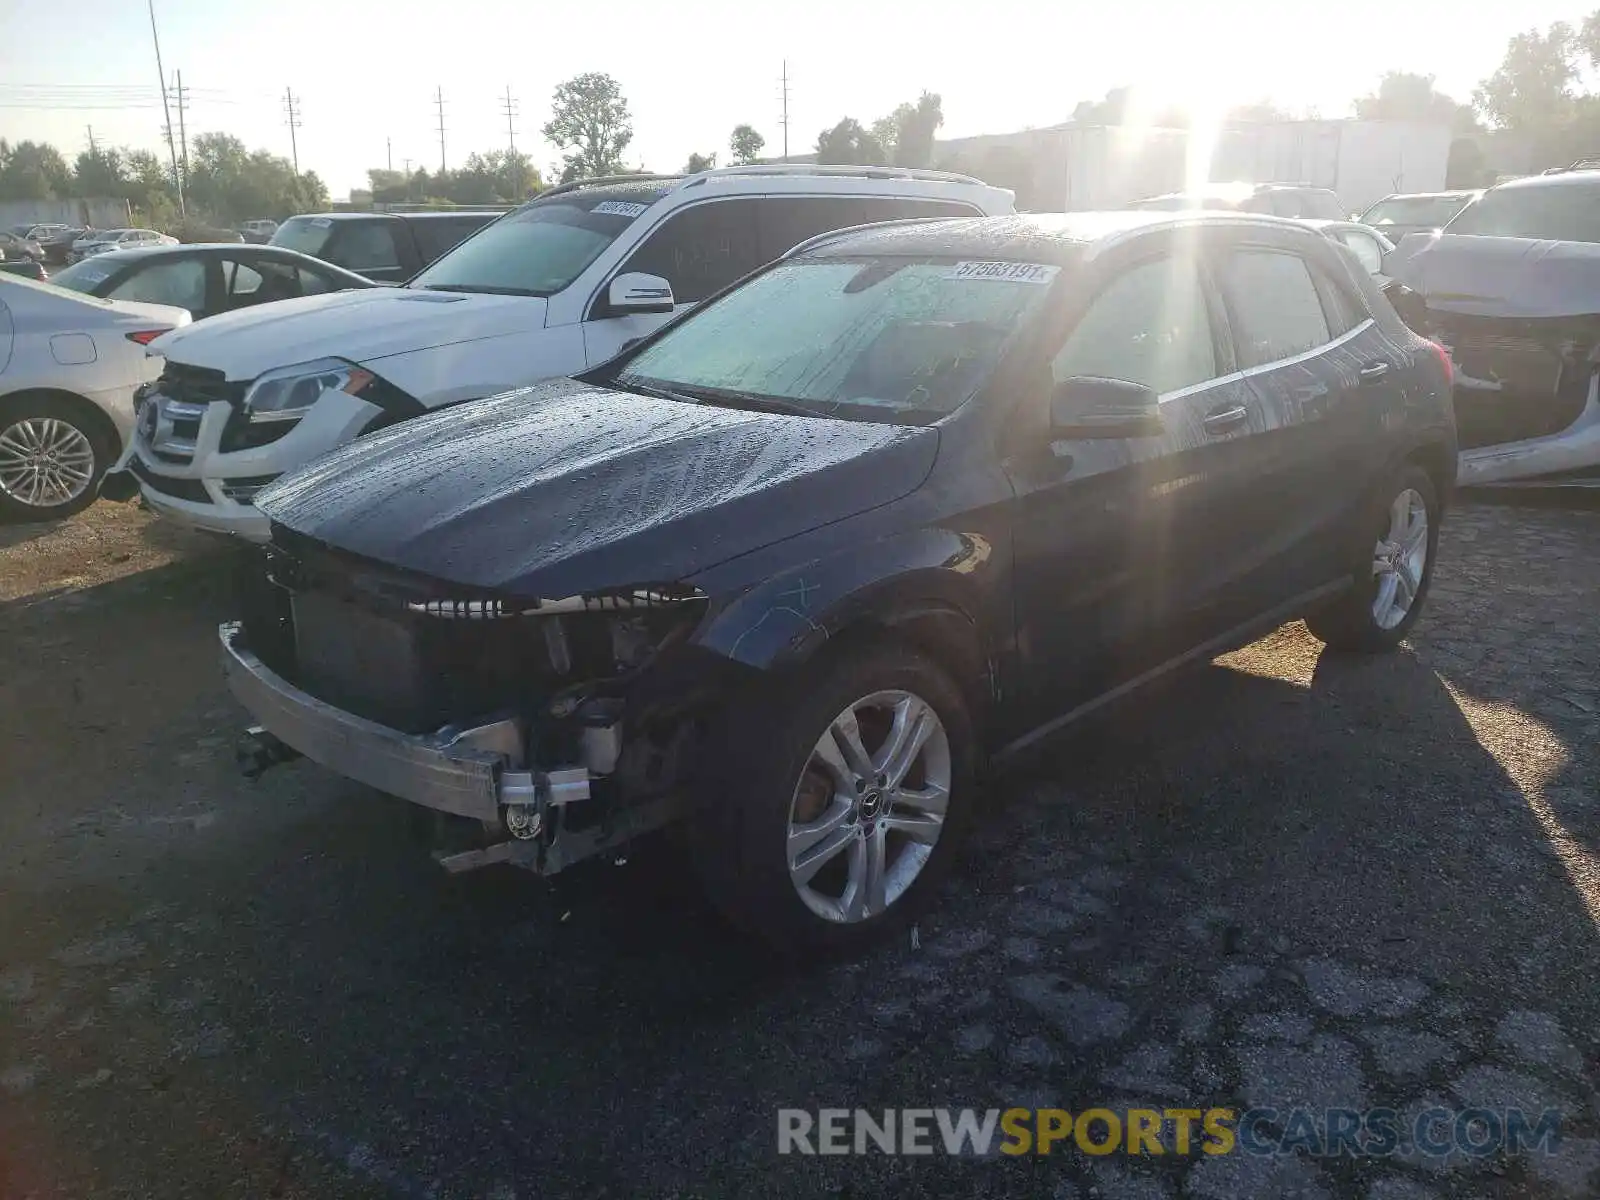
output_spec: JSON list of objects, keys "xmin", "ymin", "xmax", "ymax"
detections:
[
  {"xmin": 0, "ymin": 398, "xmax": 107, "ymax": 521},
  {"xmin": 1308, "ymin": 464, "xmax": 1440, "ymax": 653},
  {"xmin": 691, "ymin": 641, "xmax": 976, "ymax": 955}
]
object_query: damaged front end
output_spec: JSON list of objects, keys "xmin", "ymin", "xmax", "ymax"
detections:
[{"xmin": 223, "ymin": 529, "xmax": 747, "ymax": 875}]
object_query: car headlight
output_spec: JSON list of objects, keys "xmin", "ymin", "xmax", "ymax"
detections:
[{"xmin": 242, "ymin": 358, "xmax": 374, "ymax": 423}]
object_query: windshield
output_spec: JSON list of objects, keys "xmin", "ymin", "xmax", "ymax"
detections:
[
  {"xmin": 1363, "ymin": 194, "xmax": 1473, "ymax": 228},
  {"xmin": 1443, "ymin": 183, "xmax": 1600, "ymax": 241},
  {"xmin": 270, "ymin": 216, "xmax": 335, "ymax": 256},
  {"xmin": 409, "ymin": 190, "xmax": 662, "ymax": 296},
  {"xmin": 49, "ymin": 259, "xmax": 118, "ymax": 292},
  {"xmin": 615, "ymin": 255, "xmax": 1061, "ymax": 425}
]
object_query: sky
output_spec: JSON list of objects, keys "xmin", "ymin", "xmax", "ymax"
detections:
[{"xmin": 0, "ymin": 0, "xmax": 1592, "ymax": 200}]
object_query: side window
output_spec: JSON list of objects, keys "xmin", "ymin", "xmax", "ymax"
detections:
[
  {"xmin": 756, "ymin": 196, "xmax": 980, "ymax": 261},
  {"xmin": 297, "ymin": 266, "xmax": 336, "ymax": 295},
  {"xmin": 410, "ymin": 217, "xmax": 484, "ymax": 264},
  {"xmin": 232, "ymin": 257, "xmax": 303, "ymax": 304},
  {"xmin": 1221, "ymin": 248, "xmax": 1331, "ymax": 368},
  {"xmin": 1050, "ymin": 256, "xmax": 1218, "ymax": 395},
  {"xmin": 331, "ymin": 222, "xmax": 402, "ymax": 272},
  {"xmin": 616, "ymin": 199, "xmax": 762, "ymax": 303},
  {"xmin": 107, "ymin": 258, "xmax": 206, "ymax": 312},
  {"xmin": 1338, "ymin": 229, "xmax": 1383, "ymax": 276},
  {"xmin": 224, "ymin": 259, "xmax": 264, "ymax": 297}
]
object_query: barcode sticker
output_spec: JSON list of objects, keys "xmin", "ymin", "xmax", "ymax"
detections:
[
  {"xmin": 591, "ymin": 200, "xmax": 651, "ymax": 218},
  {"xmin": 947, "ymin": 260, "xmax": 1058, "ymax": 284}
]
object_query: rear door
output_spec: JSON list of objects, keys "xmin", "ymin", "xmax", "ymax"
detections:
[{"xmin": 1216, "ymin": 231, "xmax": 1404, "ymax": 607}]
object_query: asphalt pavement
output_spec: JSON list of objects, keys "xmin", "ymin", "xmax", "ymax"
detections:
[{"xmin": 1, "ymin": 500, "xmax": 1597, "ymax": 1199}]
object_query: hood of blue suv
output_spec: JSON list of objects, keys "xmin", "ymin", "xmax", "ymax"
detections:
[{"xmin": 255, "ymin": 381, "xmax": 939, "ymax": 599}]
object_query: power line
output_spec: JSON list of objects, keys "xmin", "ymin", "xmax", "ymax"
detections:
[
  {"xmin": 435, "ymin": 87, "xmax": 447, "ymax": 174},
  {"xmin": 172, "ymin": 69, "xmax": 190, "ymax": 188},
  {"xmin": 283, "ymin": 86, "xmax": 302, "ymax": 174},
  {"xmin": 778, "ymin": 60, "xmax": 791, "ymax": 160},
  {"xmin": 501, "ymin": 84, "xmax": 519, "ymax": 152},
  {"xmin": 146, "ymin": 0, "xmax": 184, "ymax": 215}
]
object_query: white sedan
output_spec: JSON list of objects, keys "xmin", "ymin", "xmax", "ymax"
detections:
[
  {"xmin": 1301, "ymin": 219, "xmax": 1395, "ymax": 284},
  {"xmin": 69, "ymin": 228, "xmax": 176, "ymax": 263},
  {"xmin": 0, "ymin": 275, "xmax": 190, "ymax": 520}
]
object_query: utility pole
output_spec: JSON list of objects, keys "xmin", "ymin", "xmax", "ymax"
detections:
[
  {"xmin": 501, "ymin": 85, "xmax": 519, "ymax": 152},
  {"xmin": 172, "ymin": 69, "xmax": 189, "ymax": 189},
  {"xmin": 86, "ymin": 126, "xmax": 97, "ymax": 156},
  {"xmin": 778, "ymin": 60, "xmax": 791, "ymax": 160},
  {"xmin": 434, "ymin": 87, "xmax": 447, "ymax": 174},
  {"xmin": 146, "ymin": 0, "xmax": 183, "ymax": 214},
  {"xmin": 283, "ymin": 86, "xmax": 302, "ymax": 174},
  {"xmin": 386, "ymin": 137, "xmax": 392, "ymax": 172}
]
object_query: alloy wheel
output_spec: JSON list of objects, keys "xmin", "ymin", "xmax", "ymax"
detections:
[
  {"xmin": 0, "ymin": 417, "xmax": 96, "ymax": 509},
  {"xmin": 1371, "ymin": 487, "xmax": 1428, "ymax": 630},
  {"xmin": 786, "ymin": 689, "xmax": 951, "ymax": 924}
]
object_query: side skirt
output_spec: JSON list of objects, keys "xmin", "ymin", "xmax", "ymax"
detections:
[{"xmin": 992, "ymin": 578, "xmax": 1351, "ymax": 767}]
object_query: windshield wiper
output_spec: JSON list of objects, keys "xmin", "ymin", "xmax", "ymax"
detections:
[
  {"xmin": 416, "ymin": 283, "xmax": 543, "ymax": 296},
  {"xmin": 666, "ymin": 383, "xmax": 819, "ymax": 418}
]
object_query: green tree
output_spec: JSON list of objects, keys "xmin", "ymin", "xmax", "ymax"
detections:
[
  {"xmin": 0, "ymin": 140, "xmax": 73, "ymax": 201},
  {"xmin": 815, "ymin": 118, "xmax": 886, "ymax": 164},
  {"xmin": 892, "ymin": 92, "xmax": 943, "ymax": 168},
  {"xmin": 74, "ymin": 146, "xmax": 125, "ymax": 197},
  {"xmin": 729, "ymin": 124, "xmax": 765, "ymax": 165},
  {"xmin": 684, "ymin": 151, "xmax": 717, "ymax": 173},
  {"xmin": 1474, "ymin": 23, "xmax": 1578, "ymax": 129},
  {"xmin": 1355, "ymin": 72, "xmax": 1479, "ymax": 133},
  {"xmin": 543, "ymin": 72, "xmax": 633, "ymax": 181}
]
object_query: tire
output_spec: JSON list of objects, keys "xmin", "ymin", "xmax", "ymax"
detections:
[
  {"xmin": 0, "ymin": 395, "xmax": 109, "ymax": 521},
  {"xmin": 691, "ymin": 639, "xmax": 977, "ymax": 957},
  {"xmin": 1307, "ymin": 463, "xmax": 1440, "ymax": 653}
]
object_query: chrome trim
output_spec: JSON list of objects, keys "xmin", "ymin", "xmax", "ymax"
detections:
[
  {"xmin": 1237, "ymin": 318, "xmax": 1374, "ymax": 380},
  {"xmin": 220, "ymin": 622, "xmax": 502, "ymax": 820}
]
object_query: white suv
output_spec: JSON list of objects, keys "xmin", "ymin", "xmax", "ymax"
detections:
[{"xmin": 116, "ymin": 166, "xmax": 1015, "ymax": 540}]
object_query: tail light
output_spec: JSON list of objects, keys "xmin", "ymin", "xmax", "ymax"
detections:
[
  {"xmin": 125, "ymin": 329, "xmax": 168, "ymax": 346},
  {"xmin": 1427, "ymin": 339, "xmax": 1454, "ymax": 387}
]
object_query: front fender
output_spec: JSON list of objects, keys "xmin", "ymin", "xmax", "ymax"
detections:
[{"xmin": 691, "ymin": 526, "xmax": 1005, "ymax": 675}]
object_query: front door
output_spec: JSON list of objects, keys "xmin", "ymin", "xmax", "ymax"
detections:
[
  {"xmin": 1007, "ymin": 245, "xmax": 1268, "ymax": 729},
  {"xmin": 582, "ymin": 197, "xmax": 764, "ymax": 367}
]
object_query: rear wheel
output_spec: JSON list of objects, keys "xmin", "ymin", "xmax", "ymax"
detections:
[
  {"xmin": 692, "ymin": 641, "xmax": 976, "ymax": 956},
  {"xmin": 1308, "ymin": 464, "xmax": 1439, "ymax": 652},
  {"xmin": 0, "ymin": 397, "xmax": 107, "ymax": 521}
]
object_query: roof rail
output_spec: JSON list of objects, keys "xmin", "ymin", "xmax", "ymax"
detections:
[
  {"xmin": 1542, "ymin": 157, "xmax": 1600, "ymax": 174},
  {"xmin": 681, "ymin": 163, "xmax": 989, "ymax": 188},
  {"xmin": 532, "ymin": 173, "xmax": 685, "ymax": 201},
  {"xmin": 781, "ymin": 215, "xmax": 968, "ymax": 259}
]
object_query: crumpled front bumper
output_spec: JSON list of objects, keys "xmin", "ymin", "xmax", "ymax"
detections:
[{"xmin": 220, "ymin": 620, "xmax": 504, "ymax": 820}]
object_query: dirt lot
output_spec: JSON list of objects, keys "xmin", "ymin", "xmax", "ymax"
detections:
[{"xmin": 2, "ymin": 499, "xmax": 1599, "ymax": 1199}]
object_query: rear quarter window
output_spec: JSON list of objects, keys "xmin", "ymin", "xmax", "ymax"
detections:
[{"xmin": 1221, "ymin": 247, "xmax": 1332, "ymax": 367}]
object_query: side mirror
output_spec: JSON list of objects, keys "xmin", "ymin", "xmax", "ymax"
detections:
[
  {"xmin": 1050, "ymin": 376, "xmax": 1164, "ymax": 438},
  {"xmin": 606, "ymin": 271, "xmax": 675, "ymax": 316}
]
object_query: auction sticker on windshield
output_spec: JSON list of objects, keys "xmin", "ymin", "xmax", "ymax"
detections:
[
  {"xmin": 947, "ymin": 261, "xmax": 1059, "ymax": 284},
  {"xmin": 591, "ymin": 201, "xmax": 651, "ymax": 218}
]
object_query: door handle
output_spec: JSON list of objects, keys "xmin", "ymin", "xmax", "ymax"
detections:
[
  {"xmin": 1358, "ymin": 361, "xmax": 1391, "ymax": 384},
  {"xmin": 1201, "ymin": 403, "xmax": 1249, "ymax": 434}
]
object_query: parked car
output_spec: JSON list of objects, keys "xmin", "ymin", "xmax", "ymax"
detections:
[
  {"xmin": 1301, "ymin": 218, "xmax": 1395, "ymax": 282},
  {"xmin": 115, "ymin": 165, "xmax": 1015, "ymax": 538},
  {"xmin": 34, "ymin": 226, "xmax": 87, "ymax": 265},
  {"xmin": 0, "ymin": 231, "xmax": 43, "ymax": 262},
  {"xmin": 1357, "ymin": 190, "xmax": 1479, "ymax": 243},
  {"xmin": 0, "ymin": 259, "xmax": 48, "ymax": 282},
  {"xmin": 69, "ymin": 229, "xmax": 175, "ymax": 262},
  {"xmin": 1126, "ymin": 182, "xmax": 1346, "ymax": 220},
  {"xmin": 0, "ymin": 275, "xmax": 190, "ymax": 519},
  {"xmin": 1386, "ymin": 170, "xmax": 1600, "ymax": 488},
  {"xmin": 222, "ymin": 210, "xmax": 1456, "ymax": 950},
  {"xmin": 267, "ymin": 211, "xmax": 500, "ymax": 282},
  {"xmin": 239, "ymin": 219, "xmax": 279, "ymax": 244},
  {"xmin": 50, "ymin": 243, "xmax": 375, "ymax": 321}
]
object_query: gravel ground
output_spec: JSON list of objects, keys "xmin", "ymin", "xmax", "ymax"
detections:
[{"xmin": 1, "ymin": 499, "xmax": 1598, "ymax": 1199}]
